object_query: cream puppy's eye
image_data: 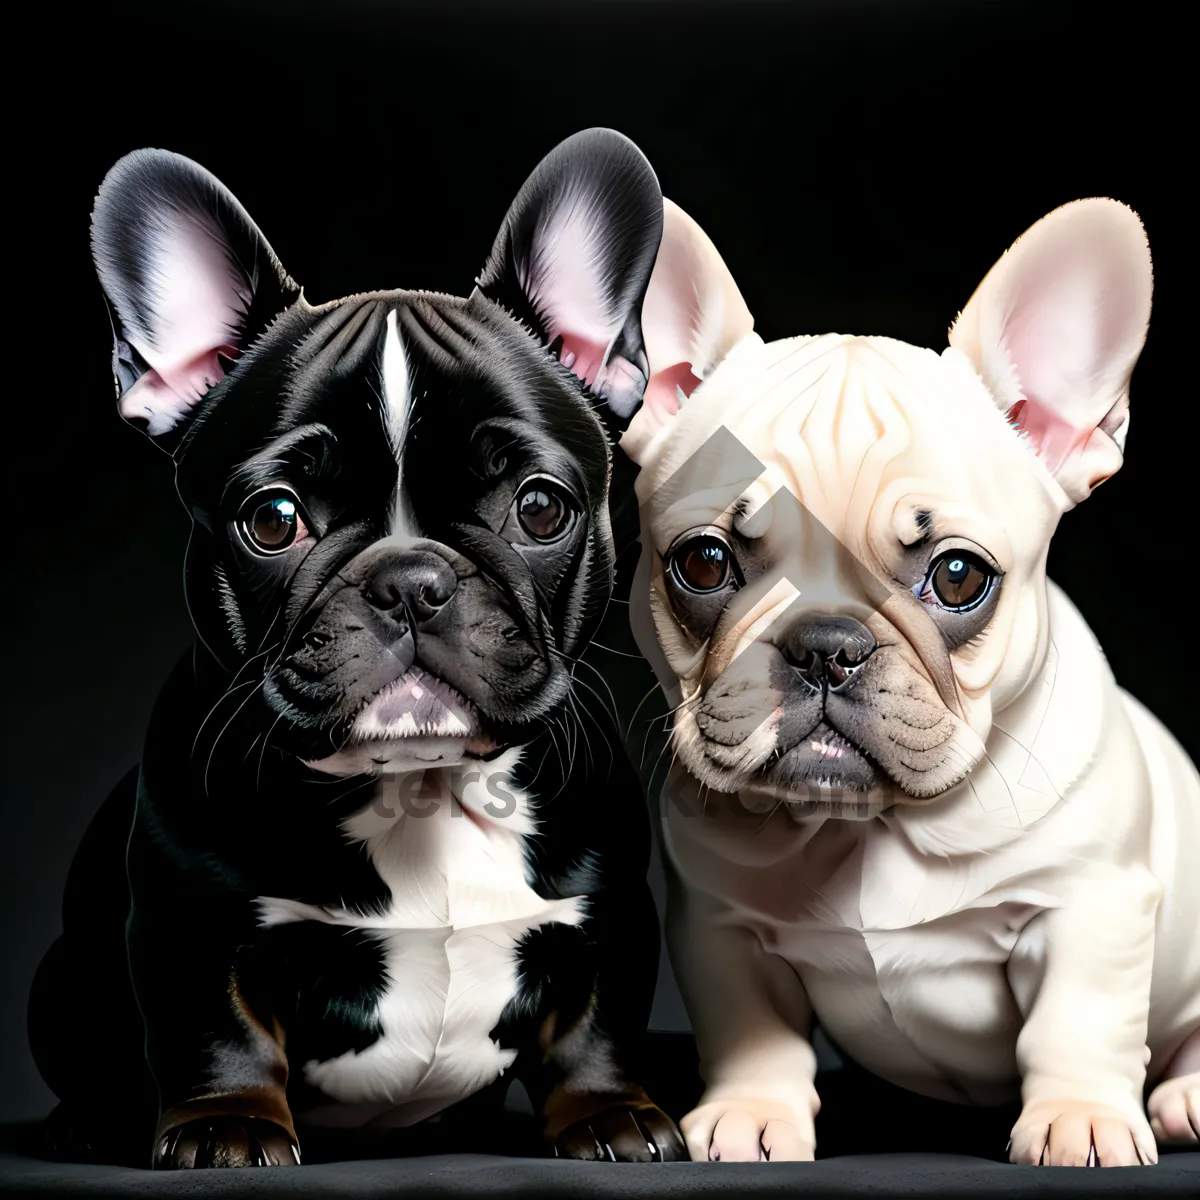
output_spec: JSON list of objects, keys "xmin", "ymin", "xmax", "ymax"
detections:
[
  {"xmin": 669, "ymin": 534, "xmax": 739, "ymax": 594},
  {"xmin": 924, "ymin": 550, "xmax": 995, "ymax": 612}
]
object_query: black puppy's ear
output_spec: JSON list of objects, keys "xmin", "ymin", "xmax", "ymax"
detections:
[
  {"xmin": 475, "ymin": 128, "xmax": 663, "ymax": 432},
  {"xmin": 91, "ymin": 149, "xmax": 301, "ymax": 447}
]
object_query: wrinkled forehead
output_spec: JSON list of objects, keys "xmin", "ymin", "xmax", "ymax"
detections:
[
  {"xmin": 637, "ymin": 333, "xmax": 1050, "ymax": 553},
  {"xmin": 179, "ymin": 290, "xmax": 609, "ymax": 504},
  {"xmin": 189, "ymin": 292, "xmax": 559, "ymax": 436}
]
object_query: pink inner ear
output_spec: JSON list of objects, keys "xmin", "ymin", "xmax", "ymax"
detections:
[
  {"xmin": 118, "ymin": 345, "xmax": 239, "ymax": 435},
  {"xmin": 984, "ymin": 204, "xmax": 1151, "ymax": 489},
  {"xmin": 643, "ymin": 361, "xmax": 703, "ymax": 422},
  {"xmin": 557, "ymin": 333, "xmax": 609, "ymax": 388},
  {"xmin": 998, "ymin": 259, "xmax": 1111, "ymax": 473},
  {"xmin": 1004, "ymin": 398, "xmax": 1091, "ymax": 472}
]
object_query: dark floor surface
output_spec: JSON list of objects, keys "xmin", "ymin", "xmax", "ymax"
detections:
[{"xmin": 2, "ymin": 1033, "xmax": 1195, "ymax": 1198}]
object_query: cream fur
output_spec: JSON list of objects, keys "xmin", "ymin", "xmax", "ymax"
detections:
[{"xmin": 623, "ymin": 198, "xmax": 1199, "ymax": 1166}]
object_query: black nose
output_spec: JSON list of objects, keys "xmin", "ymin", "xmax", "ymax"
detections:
[
  {"xmin": 364, "ymin": 551, "xmax": 458, "ymax": 624},
  {"xmin": 782, "ymin": 615, "xmax": 877, "ymax": 692}
]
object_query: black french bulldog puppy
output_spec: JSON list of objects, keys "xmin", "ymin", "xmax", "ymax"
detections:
[{"xmin": 28, "ymin": 130, "xmax": 685, "ymax": 1168}]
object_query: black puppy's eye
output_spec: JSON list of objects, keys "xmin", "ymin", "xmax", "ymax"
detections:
[
  {"xmin": 670, "ymin": 535, "xmax": 736, "ymax": 594},
  {"xmin": 515, "ymin": 479, "xmax": 571, "ymax": 541},
  {"xmin": 927, "ymin": 551, "xmax": 993, "ymax": 611},
  {"xmin": 238, "ymin": 489, "xmax": 309, "ymax": 555}
]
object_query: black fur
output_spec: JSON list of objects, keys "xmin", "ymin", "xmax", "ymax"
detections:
[{"xmin": 29, "ymin": 130, "xmax": 683, "ymax": 1169}]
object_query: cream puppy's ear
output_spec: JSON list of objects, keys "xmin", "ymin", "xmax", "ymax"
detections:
[
  {"xmin": 621, "ymin": 199, "xmax": 757, "ymax": 463},
  {"xmin": 948, "ymin": 198, "xmax": 1153, "ymax": 507}
]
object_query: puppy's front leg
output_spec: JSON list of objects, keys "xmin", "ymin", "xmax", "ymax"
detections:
[
  {"xmin": 524, "ymin": 880, "xmax": 687, "ymax": 1163},
  {"xmin": 126, "ymin": 818, "xmax": 297, "ymax": 1169},
  {"xmin": 127, "ymin": 902, "xmax": 298, "ymax": 1171},
  {"xmin": 1007, "ymin": 867, "xmax": 1161, "ymax": 1166},
  {"xmin": 670, "ymin": 884, "xmax": 820, "ymax": 1162},
  {"xmin": 128, "ymin": 899, "xmax": 298, "ymax": 1170}
]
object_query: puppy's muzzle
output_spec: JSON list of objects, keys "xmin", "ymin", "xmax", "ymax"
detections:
[
  {"xmin": 362, "ymin": 550, "xmax": 459, "ymax": 627},
  {"xmin": 782, "ymin": 614, "xmax": 876, "ymax": 694},
  {"xmin": 306, "ymin": 548, "xmax": 460, "ymax": 671},
  {"xmin": 294, "ymin": 542, "xmax": 461, "ymax": 679}
]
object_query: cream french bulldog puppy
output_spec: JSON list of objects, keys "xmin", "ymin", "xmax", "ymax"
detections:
[{"xmin": 620, "ymin": 196, "xmax": 1199, "ymax": 1167}]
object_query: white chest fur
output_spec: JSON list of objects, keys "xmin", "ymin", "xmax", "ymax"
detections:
[{"xmin": 256, "ymin": 749, "xmax": 587, "ymax": 1128}]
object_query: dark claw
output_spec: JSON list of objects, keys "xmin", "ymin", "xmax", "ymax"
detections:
[
  {"xmin": 153, "ymin": 1116, "xmax": 299, "ymax": 1170},
  {"xmin": 634, "ymin": 1105, "xmax": 689, "ymax": 1163},
  {"xmin": 553, "ymin": 1103, "xmax": 687, "ymax": 1163},
  {"xmin": 196, "ymin": 1123, "xmax": 218, "ymax": 1169},
  {"xmin": 554, "ymin": 1120, "xmax": 606, "ymax": 1162},
  {"xmin": 249, "ymin": 1134, "xmax": 270, "ymax": 1168},
  {"xmin": 633, "ymin": 1111, "xmax": 663, "ymax": 1163}
]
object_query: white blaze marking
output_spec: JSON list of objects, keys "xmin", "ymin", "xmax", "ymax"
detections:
[
  {"xmin": 381, "ymin": 308, "xmax": 411, "ymax": 449},
  {"xmin": 381, "ymin": 308, "xmax": 416, "ymax": 537}
]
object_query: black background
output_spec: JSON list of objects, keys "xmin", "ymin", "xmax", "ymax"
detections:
[{"xmin": 2, "ymin": 0, "xmax": 1191, "ymax": 1122}]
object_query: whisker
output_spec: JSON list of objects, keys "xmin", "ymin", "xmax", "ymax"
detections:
[
  {"xmin": 533, "ymin": 718, "xmax": 568, "ymax": 801},
  {"xmin": 323, "ymin": 774, "xmax": 379, "ymax": 809},
  {"xmin": 567, "ymin": 655, "xmax": 621, "ymax": 728},
  {"xmin": 554, "ymin": 708, "xmax": 584, "ymax": 779},
  {"xmin": 190, "ymin": 647, "xmax": 276, "ymax": 759},
  {"xmin": 645, "ymin": 727, "xmax": 682, "ymax": 796},
  {"xmin": 241, "ymin": 731, "xmax": 264, "ymax": 764},
  {"xmin": 583, "ymin": 640, "xmax": 644, "ymax": 660},
  {"xmin": 569, "ymin": 675, "xmax": 620, "ymax": 750},
  {"xmin": 257, "ymin": 713, "xmax": 287, "ymax": 793},
  {"xmin": 751, "ymin": 796, "xmax": 787, "ymax": 834},
  {"xmin": 627, "ymin": 680, "xmax": 667, "ymax": 733},
  {"xmin": 973, "ymin": 744, "xmax": 1025, "ymax": 829},
  {"xmin": 986, "ymin": 725, "xmax": 1066, "ymax": 805},
  {"xmin": 252, "ymin": 605, "xmax": 288, "ymax": 657},
  {"xmin": 569, "ymin": 688, "xmax": 615, "ymax": 779},
  {"xmin": 201, "ymin": 678, "xmax": 268, "ymax": 800}
]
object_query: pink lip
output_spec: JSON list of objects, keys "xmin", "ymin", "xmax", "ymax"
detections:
[{"xmin": 352, "ymin": 668, "xmax": 477, "ymax": 740}]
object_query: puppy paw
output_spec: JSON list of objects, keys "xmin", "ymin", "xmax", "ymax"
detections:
[
  {"xmin": 553, "ymin": 1102, "xmax": 686, "ymax": 1162},
  {"xmin": 1009, "ymin": 1099, "xmax": 1157, "ymax": 1166},
  {"xmin": 1147, "ymin": 1073, "xmax": 1199, "ymax": 1146},
  {"xmin": 154, "ymin": 1117, "xmax": 300, "ymax": 1169},
  {"xmin": 680, "ymin": 1098, "xmax": 815, "ymax": 1163}
]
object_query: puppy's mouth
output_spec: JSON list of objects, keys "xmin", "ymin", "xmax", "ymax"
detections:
[
  {"xmin": 354, "ymin": 668, "xmax": 476, "ymax": 740},
  {"xmin": 760, "ymin": 721, "xmax": 883, "ymax": 794},
  {"xmin": 304, "ymin": 667, "xmax": 500, "ymax": 776}
]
